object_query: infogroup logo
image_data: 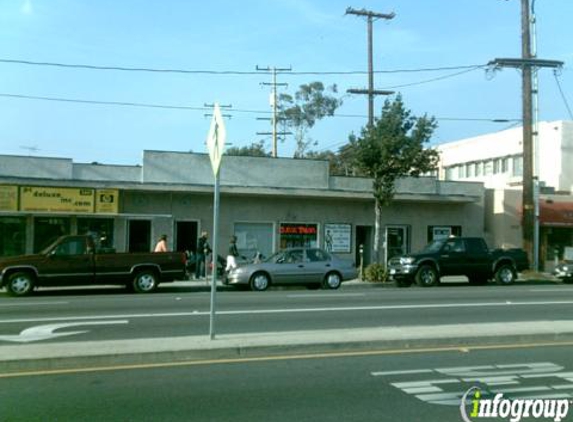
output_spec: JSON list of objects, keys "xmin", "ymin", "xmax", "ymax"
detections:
[{"xmin": 460, "ymin": 387, "xmax": 571, "ymax": 422}]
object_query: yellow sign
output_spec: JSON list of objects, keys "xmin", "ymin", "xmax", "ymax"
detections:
[
  {"xmin": 95, "ymin": 189, "xmax": 119, "ymax": 214},
  {"xmin": 20, "ymin": 186, "xmax": 94, "ymax": 213},
  {"xmin": 0, "ymin": 185, "xmax": 18, "ymax": 211}
]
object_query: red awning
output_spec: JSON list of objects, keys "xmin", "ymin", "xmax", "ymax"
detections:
[{"xmin": 539, "ymin": 201, "xmax": 573, "ymax": 227}]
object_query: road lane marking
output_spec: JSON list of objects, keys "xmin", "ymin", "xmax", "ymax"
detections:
[
  {"xmin": 287, "ymin": 293, "xmax": 366, "ymax": 298},
  {"xmin": 2, "ymin": 299, "xmax": 573, "ymax": 324},
  {"xmin": 0, "ymin": 301, "xmax": 69, "ymax": 307},
  {"xmin": 4, "ymin": 340, "xmax": 573, "ymax": 379},
  {"xmin": 530, "ymin": 289, "xmax": 573, "ymax": 292},
  {"xmin": 0, "ymin": 321, "xmax": 129, "ymax": 343}
]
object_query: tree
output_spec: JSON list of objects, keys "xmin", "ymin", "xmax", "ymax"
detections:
[
  {"xmin": 226, "ymin": 141, "xmax": 270, "ymax": 157},
  {"xmin": 352, "ymin": 95, "xmax": 440, "ymax": 263},
  {"xmin": 278, "ymin": 82, "xmax": 342, "ymax": 158}
]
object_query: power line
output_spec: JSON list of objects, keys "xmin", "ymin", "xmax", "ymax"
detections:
[
  {"xmin": 0, "ymin": 92, "xmax": 520, "ymax": 124},
  {"xmin": 553, "ymin": 71, "xmax": 573, "ymax": 119},
  {"xmin": 0, "ymin": 57, "xmax": 488, "ymax": 76}
]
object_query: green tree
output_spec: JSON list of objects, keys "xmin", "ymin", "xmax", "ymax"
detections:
[
  {"xmin": 352, "ymin": 95, "xmax": 440, "ymax": 263},
  {"xmin": 278, "ymin": 82, "xmax": 342, "ymax": 158},
  {"xmin": 226, "ymin": 141, "xmax": 270, "ymax": 157}
]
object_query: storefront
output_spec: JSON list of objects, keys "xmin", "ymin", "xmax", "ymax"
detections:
[{"xmin": 539, "ymin": 200, "xmax": 573, "ymax": 268}]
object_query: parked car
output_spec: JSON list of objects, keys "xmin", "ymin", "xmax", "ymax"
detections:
[
  {"xmin": 0, "ymin": 235, "xmax": 186, "ymax": 296},
  {"xmin": 224, "ymin": 247, "xmax": 357, "ymax": 291},
  {"xmin": 387, "ymin": 237, "xmax": 529, "ymax": 287}
]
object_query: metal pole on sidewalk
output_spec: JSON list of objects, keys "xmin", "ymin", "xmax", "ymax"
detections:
[{"xmin": 209, "ymin": 173, "xmax": 220, "ymax": 340}]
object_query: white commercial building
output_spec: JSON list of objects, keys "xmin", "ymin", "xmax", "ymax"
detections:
[{"xmin": 436, "ymin": 120, "xmax": 573, "ymax": 271}]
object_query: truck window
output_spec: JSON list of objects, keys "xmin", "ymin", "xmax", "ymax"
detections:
[
  {"xmin": 466, "ymin": 238, "xmax": 488, "ymax": 254},
  {"xmin": 53, "ymin": 238, "xmax": 87, "ymax": 256},
  {"xmin": 443, "ymin": 238, "xmax": 465, "ymax": 253}
]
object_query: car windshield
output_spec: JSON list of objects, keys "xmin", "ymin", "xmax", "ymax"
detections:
[{"xmin": 421, "ymin": 240, "xmax": 446, "ymax": 253}]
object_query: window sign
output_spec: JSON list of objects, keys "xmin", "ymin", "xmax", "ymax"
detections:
[
  {"xmin": 279, "ymin": 223, "xmax": 317, "ymax": 249},
  {"xmin": 0, "ymin": 185, "xmax": 18, "ymax": 212},
  {"xmin": 432, "ymin": 226, "xmax": 451, "ymax": 240},
  {"xmin": 324, "ymin": 223, "xmax": 351, "ymax": 253},
  {"xmin": 21, "ymin": 186, "xmax": 94, "ymax": 213}
]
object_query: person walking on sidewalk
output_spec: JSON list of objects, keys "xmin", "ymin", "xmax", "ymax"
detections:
[
  {"xmin": 195, "ymin": 231, "xmax": 211, "ymax": 279},
  {"xmin": 225, "ymin": 235, "xmax": 240, "ymax": 273}
]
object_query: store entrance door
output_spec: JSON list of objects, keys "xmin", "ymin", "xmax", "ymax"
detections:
[
  {"xmin": 176, "ymin": 221, "xmax": 198, "ymax": 253},
  {"xmin": 385, "ymin": 225, "xmax": 409, "ymax": 264},
  {"xmin": 128, "ymin": 220, "xmax": 151, "ymax": 252},
  {"xmin": 355, "ymin": 225, "xmax": 373, "ymax": 269}
]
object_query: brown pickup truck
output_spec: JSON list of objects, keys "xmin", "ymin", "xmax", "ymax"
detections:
[{"xmin": 0, "ymin": 235, "xmax": 186, "ymax": 296}]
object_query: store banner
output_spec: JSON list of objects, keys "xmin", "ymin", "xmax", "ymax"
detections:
[
  {"xmin": 0, "ymin": 185, "xmax": 18, "ymax": 211},
  {"xmin": 20, "ymin": 186, "xmax": 94, "ymax": 213},
  {"xmin": 324, "ymin": 223, "xmax": 351, "ymax": 253},
  {"xmin": 95, "ymin": 189, "xmax": 119, "ymax": 214}
]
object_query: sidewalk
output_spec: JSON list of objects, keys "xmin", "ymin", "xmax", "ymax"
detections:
[{"xmin": 2, "ymin": 320, "xmax": 573, "ymax": 373}]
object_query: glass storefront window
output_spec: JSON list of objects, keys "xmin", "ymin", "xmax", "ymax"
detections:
[
  {"xmin": 234, "ymin": 222, "xmax": 273, "ymax": 260},
  {"xmin": 0, "ymin": 217, "xmax": 26, "ymax": 257},
  {"xmin": 280, "ymin": 223, "xmax": 318, "ymax": 249},
  {"xmin": 77, "ymin": 218, "xmax": 114, "ymax": 249},
  {"xmin": 33, "ymin": 217, "xmax": 70, "ymax": 252}
]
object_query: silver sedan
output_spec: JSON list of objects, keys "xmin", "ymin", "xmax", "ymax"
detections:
[{"xmin": 225, "ymin": 248, "xmax": 358, "ymax": 291}]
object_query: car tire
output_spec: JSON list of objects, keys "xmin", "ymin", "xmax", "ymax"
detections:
[
  {"xmin": 494, "ymin": 264, "xmax": 516, "ymax": 285},
  {"xmin": 323, "ymin": 272, "xmax": 342, "ymax": 290},
  {"xmin": 249, "ymin": 272, "xmax": 270, "ymax": 291},
  {"xmin": 415, "ymin": 265, "xmax": 439, "ymax": 287},
  {"xmin": 132, "ymin": 270, "xmax": 159, "ymax": 293},
  {"xmin": 6, "ymin": 271, "xmax": 35, "ymax": 297}
]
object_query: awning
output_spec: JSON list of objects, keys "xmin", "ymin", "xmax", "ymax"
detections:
[{"xmin": 539, "ymin": 201, "xmax": 573, "ymax": 227}]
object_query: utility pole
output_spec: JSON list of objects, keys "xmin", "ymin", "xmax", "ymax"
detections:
[
  {"xmin": 345, "ymin": 7, "xmax": 395, "ymax": 126},
  {"xmin": 256, "ymin": 66, "xmax": 292, "ymax": 157},
  {"xmin": 488, "ymin": 0, "xmax": 563, "ymax": 270}
]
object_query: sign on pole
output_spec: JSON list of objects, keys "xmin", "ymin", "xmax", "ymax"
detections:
[
  {"xmin": 206, "ymin": 103, "xmax": 226, "ymax": 176},
  {"xmin": 206, "ymin": 103, "xmax": 226, "ymax": 340}
]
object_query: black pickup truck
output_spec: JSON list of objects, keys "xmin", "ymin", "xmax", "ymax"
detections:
[
  {"xmin": 0, "ymin": 235, "xmax": 186, "ymax": 296},
  {"xmin": 387, "ymin": 237, "xmax": 529, "ymax": 287}
]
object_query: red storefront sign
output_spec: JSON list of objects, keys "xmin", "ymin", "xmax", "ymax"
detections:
[{"xmin": 539, "ymin": 201, "xmax": 573, "ymax": 227}]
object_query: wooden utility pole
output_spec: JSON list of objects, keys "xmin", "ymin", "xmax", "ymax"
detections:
[
  {"xmin": 488, "ymin": 0, "xmax": 562, "ymax": 269},
  {"xmin": 256, "ymin": 66, "xmax": 291, "ymax": 157},
  {"xmin": 345, "ymin": 7, "xmax": 395, "ymax": 126}
]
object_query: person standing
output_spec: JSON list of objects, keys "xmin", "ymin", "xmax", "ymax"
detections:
[
  {"xmin": 225, "ymin": 235, "xmax": 240, "ymax": 272},
  {"xmin": 154, "ymin": 234, "xmax": 168, "ymax": 253},
  {"xmin": 195, "ymin": 231, "xmax": 211, "ymax": 279}
]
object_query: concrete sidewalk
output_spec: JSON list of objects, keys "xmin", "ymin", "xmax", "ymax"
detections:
[{"xmin": 2, "ymin": 320, "xmax": 573, "ymax": 373}]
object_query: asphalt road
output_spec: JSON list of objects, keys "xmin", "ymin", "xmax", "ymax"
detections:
[
  {"xmin": 1, "ymin": 283, "xmax": 573, "ymax": 344},
  {"xmin": 2, "ymin": 343, "xmax": 572, "ymax": 422}
]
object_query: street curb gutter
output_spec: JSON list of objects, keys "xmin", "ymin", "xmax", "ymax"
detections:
[{"xmin": 2, "ymin": 321, "xmax": 573, "ymax": 374}]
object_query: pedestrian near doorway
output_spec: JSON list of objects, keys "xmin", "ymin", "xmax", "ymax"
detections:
[
  {"xmin": 195, "ymin": 231, "xmax": 211, "ymax": 279},
  {"xmin": 154, "ymin": 234, "xmax": 168, "ymax": 253},
  {"xmin": 225, "ymin": 235, "xmax": 240, "ymax": 272}
]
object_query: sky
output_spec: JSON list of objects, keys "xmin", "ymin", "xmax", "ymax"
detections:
[{"xmin": 0, "ymin": 0, "xmax": 572, "ymax": 165}]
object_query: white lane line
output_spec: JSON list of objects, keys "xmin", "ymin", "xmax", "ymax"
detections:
[
  {"xmin": 530, "ymin": 289, "xmax": 573, "ymax": 292},
  {"xmin": 2, "ymin": 299, "xmax": 573, "ymax": 324},
  {"xmin": 0, "ymin": 301, "xmax": 69, "ymax": 307},
  {"xmin": 287, "ymin": 293, "xmax": 366, "ymax": 298},
  {"xmin": 372, "ymin": 369, "xmax": 434, "ymax": 376}
]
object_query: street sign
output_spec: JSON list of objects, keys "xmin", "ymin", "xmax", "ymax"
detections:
[{"xmin": 206, "ymin": 103, "xmax": 226, "ymax": 176}]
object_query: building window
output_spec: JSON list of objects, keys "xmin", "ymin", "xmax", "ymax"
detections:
[
  {"xmin": 77, "ymin": 218, "xmax": 114, "ymax": 249},
  {"xmin": 475, "ymin": 162, "xmax": 483, "ymax": 176},
  {"xmin": 512, "ymin": 155, "xmax": 523, "ymax": 176},
  {"xmin": 0, "ymin": 217, "xmax": 26, "ymax": 257},
  {"xmin": 457, "ymin": 165, "xmax": 466, "ymax": 179},
  {"xmin": 502, "ymin": 157, "xmax": 510, "ymax": 173},
  {"xmin": 466, "ymin": 163, "xmax": 474, "ymax": 178},
  {"xmin": 33, "ymin": 217, "xmax": 71, "ymax": 252},
  {"xmin": 427, "ymin": 225, "xmax": 462, "ymax": 242},
  {"xmin": 445, "ymin": 167, "xmax": 455, "ymax": 180},
  {"xmin": 234, "ymin": 222, "xmax": 274, "ymax": 260},
  {"xmin": 493, "ymin": 158, "xmax": 501, "ymax": 174},
  {"xmin": 279, "ymin": 223, "xmax": 318, "ymax": 249},
  {"xmin": 484, "ymin": 160, "xmax": 493, "ymax": 176}
]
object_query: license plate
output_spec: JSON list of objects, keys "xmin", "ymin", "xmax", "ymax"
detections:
[{"xmin": 389, "ymin": 269, "xmax": 396, "ymax": 275}]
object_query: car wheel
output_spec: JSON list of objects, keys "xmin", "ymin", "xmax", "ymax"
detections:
[
  {"xmin": 415, "ymin": 265, "xmax": 438, "ymax": 287},
  {"xmin": 323, "ymin": 272, "xmax": 342, "ymax": 290},
  {"xmin": 249, "ymin": 272, "xmax": 270, "ymax": 291},
  {"xmin": 6, "ymin": 272, "xmax": 35, "ymax": 297},
  {"xmin": 133, "ymin": 270, "xmax": 158, "ymax": 293},
  {"xmin": 494, "ymin": 265, "xmax": 516, "ymax": 285}
]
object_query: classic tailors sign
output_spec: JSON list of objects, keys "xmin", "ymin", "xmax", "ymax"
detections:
[{"xmin": 20, "ymin": 186, "xmax": 95, "ymax": 213}]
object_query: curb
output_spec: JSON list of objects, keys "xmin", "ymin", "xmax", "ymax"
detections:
[{"xmin": 3, "ymin": 321, "xmax": 573, "ymax": 374}]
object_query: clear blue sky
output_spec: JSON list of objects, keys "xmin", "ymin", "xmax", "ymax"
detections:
[{"xmin": 1, "ymin": 0, "xmax": 571, "ymax": 165}]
